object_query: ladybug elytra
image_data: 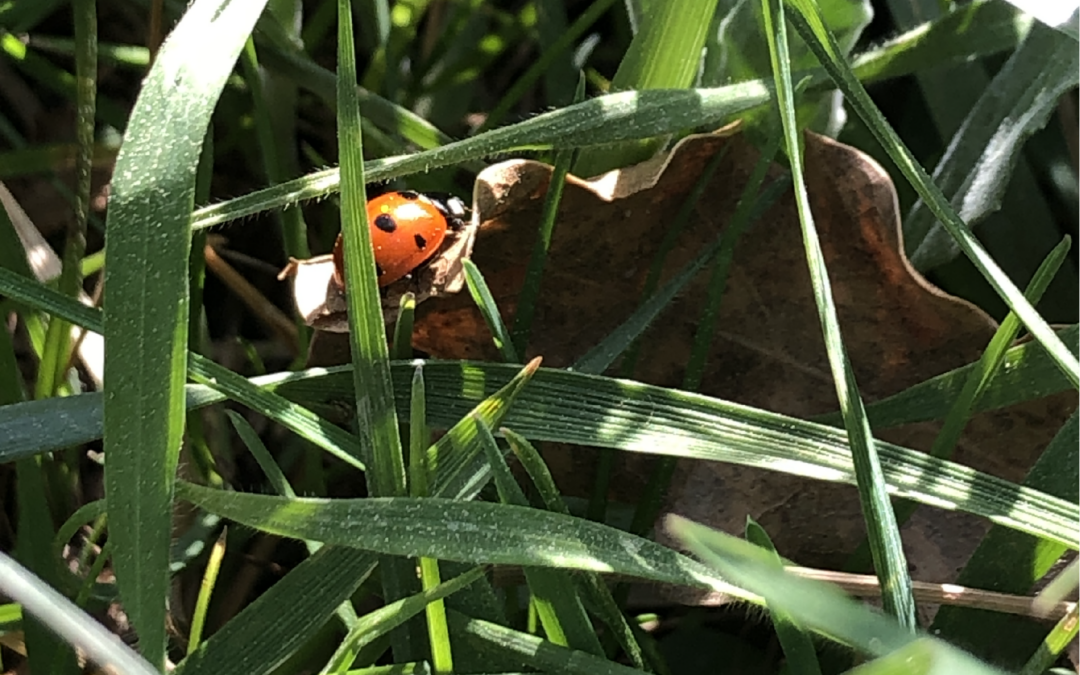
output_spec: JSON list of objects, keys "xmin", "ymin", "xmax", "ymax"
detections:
[{"xmin": 333, "ymin": 190, "xmax": 467, "ymax": 287}]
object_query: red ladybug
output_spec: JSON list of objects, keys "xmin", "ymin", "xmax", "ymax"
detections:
[{"xmin": 333, "ymin": 190, "xmax": 467, "ymax": 287}]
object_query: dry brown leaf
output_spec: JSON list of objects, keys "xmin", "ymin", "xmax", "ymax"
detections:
[{"xmin": 411, "ymin": 130, "xmax": 1076, "ymax": 595}]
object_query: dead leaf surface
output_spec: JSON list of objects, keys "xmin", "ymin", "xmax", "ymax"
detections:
[{"xmin": 412, "ymin": 130, "xmax": 1076, "ymax": 590}]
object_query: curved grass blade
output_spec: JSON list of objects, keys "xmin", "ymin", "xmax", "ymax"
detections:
[
  {"xmin": 101, "ymin": 0, "xmax": 266, "ymax": 664},
  {"xmin": 463, "ymin": 260, "xmax": 518, "ymax": 363}
]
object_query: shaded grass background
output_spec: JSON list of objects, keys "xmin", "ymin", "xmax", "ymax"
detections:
[{"xmin": 0, "ymin": 0, "xmax": 1076, "ymax": 673}]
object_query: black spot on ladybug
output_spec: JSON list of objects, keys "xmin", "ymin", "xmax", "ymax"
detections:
[
  {"xmin": 376, "ymin": 263, "xmax": 386, "ymax": 277},
  {"xmin": 414, "ymin": 233, "xmax": 428, "ymax": 250},
  {"xmin": 374, "ymin": 214, "xmax": 397, "ymax": 233},
  {"xmin": 398, "ymin": 190, "xmax": 420, "ymax": 200}
]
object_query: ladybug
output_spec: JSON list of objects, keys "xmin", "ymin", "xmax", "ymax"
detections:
[{"xmin": 333, "ymin": 190, "xmax": 467, "ymax": 288}]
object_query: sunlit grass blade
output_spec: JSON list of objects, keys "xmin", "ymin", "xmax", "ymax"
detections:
[
  {"xmin": 175, "ymin": 481, "xmax": 749, "ymax": 601},
  {"xmin": 426, "ymin": 357, "xmax": 542, "ymax": 500},
  {"xmin": 1018, "ymin": 602, "xmax": 1079, "ymax": 675},
  {"xmin": 101, "ymin": 0, "xmax": 267, "ymax": 664},
  {"xmin": 668, "ymin": 516, "xmax": 1001, "ymax": 671},
  {"xmin": 573, "ymin": 0, "xmax": 722, "ymax": 176},
  {"xmin": 784, "ymin": 0, "xmax": 1079, "ymax": 388},
  {"xmin": 476, "ymin": 418, "xmax": 603, "ymax": 655},
  {"xmin": 764, "ymin": 0, "xmax": 914, "ymax": 628},
  {"xmin": 186, "ymin": 528, "xmax": 226, "ymax": 655},
  {"xmin": 463, "ymin": 260, "xmax": 518, "ymax": 363},
  {"xmin": 188, "ymin": 82, "xmax": 774, "ymax": 232},
  {"xmin": 847, "ymin": 1, "xmax": 1031, "ymax": 88}
]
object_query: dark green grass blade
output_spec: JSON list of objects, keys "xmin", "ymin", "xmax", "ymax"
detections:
[
  {"xmin": 762, "ymin": 0, "xmax": 914, "ymax": 627},
  {"xmin": 174, "ymin": 546, "xmax": 377, "ymax": 675},
  {"xmin": 101, "ymin": 0, "xmax": 266, "ymax": 664},
  {"xmin": 463, "ymin": 260, "xmax": 519, "ymax": 363},
  {"xmin": 335, "ymin": 0, "xmax": 419, "ymax": 659},
  {"xmin": 476, "ymin": 420, "xmax": 603, "ymax": 655},
  {"xmin": 930, "ymin": 411, "xmax": 1079, "ymax": 668},
  {"xmin": 784, "ymin": 0, "xmax": 1079, "ymax": 387}
]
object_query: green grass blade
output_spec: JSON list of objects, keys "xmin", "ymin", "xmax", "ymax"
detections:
[
  {"xmin": 408, "ymin": 366, "xmax": 454, "ymax": 674},
  {"xmin": 1018, "ymin": 603, "xmax": 1080, "ymax": 675},
  {"xmin": 186, "ymin": 529, "xmax": 226, "ymax": 655},
  {"xmin": 463, "ymin": 260, "xmax": 518, "ymax": 363},
  {"xmin": 322, "ymin": 567, "xmax": 485, "ymax": 675},
  {"xmin": 175, "ymin": 481, "xmax": 748, "ymax": 600},
  {"xmin": 744, "ymin": 519, "xmax": 821, "ymax": 675},
  {"xmin": 904, "ymin": 22, "xmax": 1078, "ymax": 271},
  {"xmin": 476, "ymin": 419, "xmax": 603, "ymax": 655},
  {"xmin": 101, "ymin": 0, "xmax": 266, "ymax": 665},
  {"xmin": 336, "ymin": 0, "xmax": 418, "ymax": 659},
  {"xmin": 510, "ymin": 76, "xmax": 583, "ymax": 357},
  {"xmin": 573, "ymin": 0, "xmax": 722, "ymax": 177},
  {"xmin": 785, "ymin": 0, "xmax": 1080, "ymax": 388},
  {"xmin": 189, "ymin": 82, "xmax": 774, "ymax": 232},
  {"xmin": 763, "ymin": 0, "xmax": 914, "ymax": 627}
]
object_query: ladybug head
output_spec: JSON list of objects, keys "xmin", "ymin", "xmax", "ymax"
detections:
[{"xmin": 424, "ymin": 192, "xmax": 469, "ymax": 232}]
